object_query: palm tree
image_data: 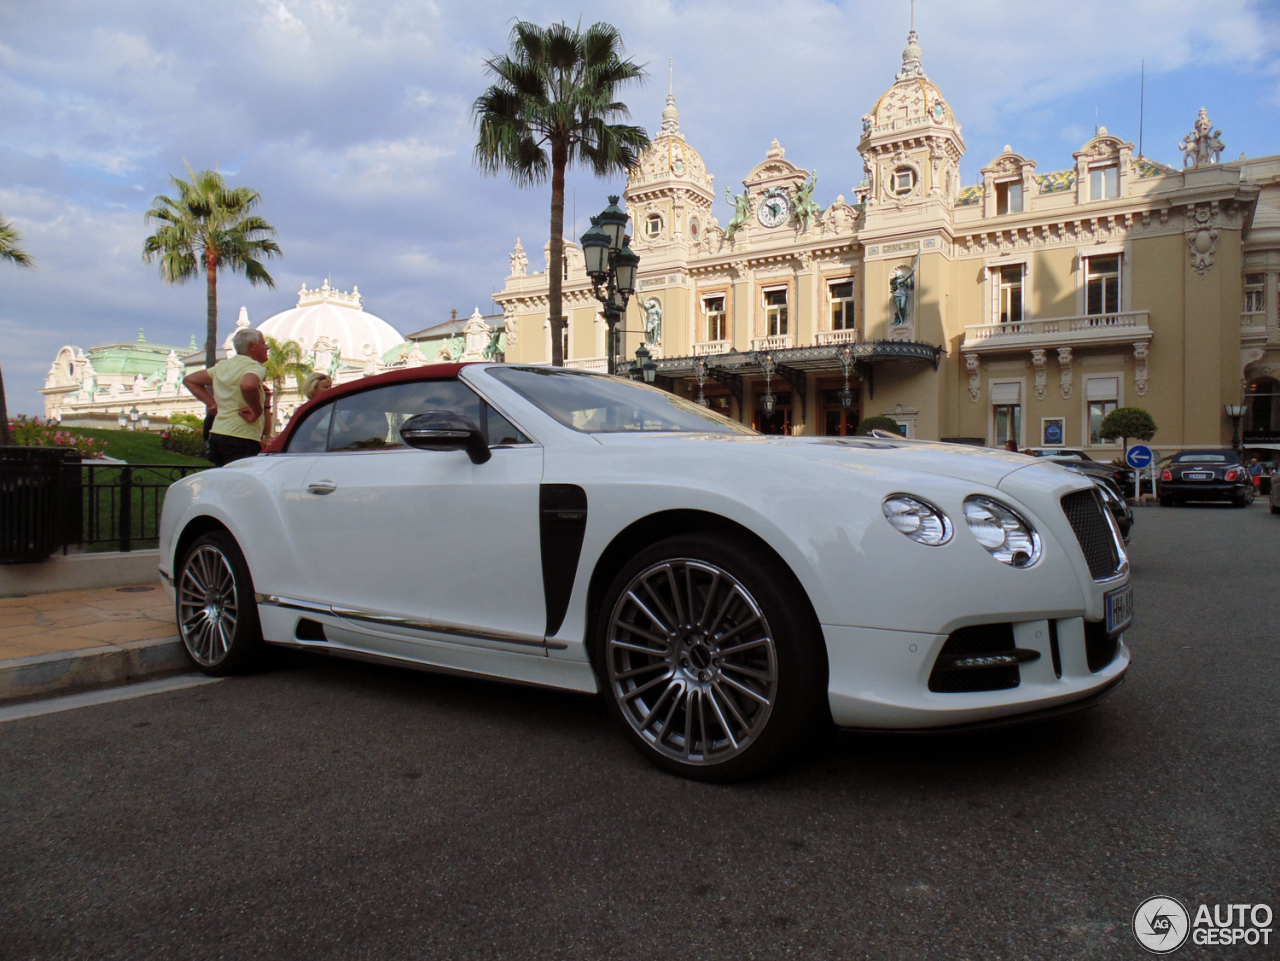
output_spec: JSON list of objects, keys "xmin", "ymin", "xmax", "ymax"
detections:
[
  {"xmin": 473, "ymin": 20, "xmax": 649, "ymax": 367},
  {"xmin": 0, "ymin": 215, "xmax": 35, "ymax": 446},
  {"xmin": 262, "ymin": 336, "xmax": 312, "ymax": 434},
  {"xmin": 143, "ymin": 167, "xmax": 282, "ymax": 369}
]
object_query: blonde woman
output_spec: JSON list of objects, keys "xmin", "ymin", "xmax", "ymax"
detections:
[{"xmin": 302, "ymin": 372, "xmax": 333, "ymax": 401}]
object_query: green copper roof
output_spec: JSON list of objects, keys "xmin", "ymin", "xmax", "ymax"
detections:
[{"xmin": 87, "ymin": 341, "xmax": 185, "ymax": 376}]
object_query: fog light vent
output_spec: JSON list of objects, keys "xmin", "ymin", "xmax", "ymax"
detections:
[{"xmin": 928, "ymin": 623, "xmax": 1028, "ymax": 693}]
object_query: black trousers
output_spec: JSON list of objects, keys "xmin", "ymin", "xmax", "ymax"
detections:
[{"xmin": 207, "ymin": 432, "xmax": 262, "ymax": 467}]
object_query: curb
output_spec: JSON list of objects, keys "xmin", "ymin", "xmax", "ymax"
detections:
[
  {"xmin": 0, "ymin": 636, "xmax": 191, "ymax": 706},
  {"xmin": 0, "ymin": 550, "xmax": 161, "ymax": 598}
]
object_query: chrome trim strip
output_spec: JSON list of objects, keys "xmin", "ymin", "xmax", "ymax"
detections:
[
  {"xmin": 329, "ymin": 606, "xmax": 550, "ymax": 649},
  {"xmin": 255, "ymin": 594, "xmax": 566, "ymax": 650},
  {"xmin": 255, "ymin": 594, "xmax": 333, "ymax": 615}
]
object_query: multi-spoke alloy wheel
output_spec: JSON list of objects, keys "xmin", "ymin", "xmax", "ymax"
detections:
[
  {"xmin": 175, "ymin": 531, "xmax": 263, "ymax": 675},
  {"xmin": 597, "ymin": 531, "xmax": 829, "ymax": 781},
  {"xmin": 607, "ymin": 558, "xmax": 779, "ymax": 766},
  {"xmin": 179, "ymin": 545, "xmax": 239, "ymax": 667}
]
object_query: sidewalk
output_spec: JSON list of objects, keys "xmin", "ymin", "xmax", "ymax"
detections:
[{"xmin": 0, "ymin": 585, "xmax": 190, "ymax": 705}]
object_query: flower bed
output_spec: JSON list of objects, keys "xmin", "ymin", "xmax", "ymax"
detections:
[{"xmin": 8, "ymin": 415, "xmax": 108, "ymax": 458}]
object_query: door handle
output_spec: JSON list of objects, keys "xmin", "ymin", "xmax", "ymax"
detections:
[{"xmin": 307, "ymin": 480, "xmax": 338, "ymax": 495}]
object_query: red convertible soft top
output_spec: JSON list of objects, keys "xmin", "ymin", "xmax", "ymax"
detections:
[{"xmin": 263, "ymin": 362, "xmax": 478, "ymax": 453}]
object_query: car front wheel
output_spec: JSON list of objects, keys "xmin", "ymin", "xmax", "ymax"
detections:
[
  {"xmin": 596, "ymin": 533, "xmax": 828, "ymax": 782},
  {"xmin": 176, "ymin": 531, "xmax": 264, "ymax": 676}
]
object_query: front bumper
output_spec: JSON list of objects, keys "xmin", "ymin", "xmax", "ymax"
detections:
[{"xmin": 824, "ymin": 618, "xmax": 1130, "ymax": 729}]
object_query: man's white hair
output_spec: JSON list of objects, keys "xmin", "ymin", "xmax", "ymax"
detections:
[{"xmin": 232, "ymin": 327, "xmax": 265, "ymax": 355}]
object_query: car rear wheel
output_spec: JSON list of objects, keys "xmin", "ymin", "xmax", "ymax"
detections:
[
  {"xmin": 1159, "ymin": 495, "xmax": 1174, "ymax": 507},
  {"xmin": 595, "ymin": 533, "xmax": 828, "ymax": 782},
  {"xmin": 176, "ymin": 531, "xmax": 264, "ymax": 676}
]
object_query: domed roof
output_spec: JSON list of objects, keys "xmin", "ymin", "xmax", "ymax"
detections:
[
  {"xmin": 249, "ymin": 282, "xmax": 405, "ymax": 364},
  {"xmin": 866, "ymin": 29, "xmax": 956, "ymax": 131},
  {"xmin": 627, "ymin": 89, "xmax": 712, "ymax": 193}
]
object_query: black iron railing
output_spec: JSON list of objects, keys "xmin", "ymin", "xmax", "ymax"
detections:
[{"xmin": 72, "ymin": 463, "xmax": 209, "ymax": 553}]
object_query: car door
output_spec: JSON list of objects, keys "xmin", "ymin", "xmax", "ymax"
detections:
[{"xmin": 291, "ymin": 377, "xmax": 547, "ymax": 649}]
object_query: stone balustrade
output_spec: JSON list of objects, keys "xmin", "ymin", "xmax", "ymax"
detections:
[
  {"xmin": 963, "ymin": 310, "xmax": 1152, "ymax": 352},
  {"xmin": 815, "ymin": 329, "xmax": 859, "ymax": 346},
  {"xmin": 750, "ymin": 335, "xmax": 794, "ymax": 351}
]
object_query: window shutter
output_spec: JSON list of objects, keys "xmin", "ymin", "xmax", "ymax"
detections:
[
  {"xmin": 990, "ymin": 382, "xmax": 1021, "ymax": 404},
  {"xmin": 1085, "ymin": 377, "xmax": 1119, "ymax": 401}
]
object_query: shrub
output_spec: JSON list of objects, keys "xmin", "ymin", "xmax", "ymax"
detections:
[
  {"xmin": 160, "ymin": 427, "xmax": 207, "ymax": 459},
  {"xmin": 166, "ymin": 412, "xmax": 204, "ymax": 430},
  {"xmin": 1098, "ymin": 407, "xmax": 1157, "ymax": 453},
  {"xmin": 859, "ymin": 415, "xmax": 905, "ymax": 436},
  {"xmin": 8, "ymin": 415, "xmax": 108, "ymax": 458}
]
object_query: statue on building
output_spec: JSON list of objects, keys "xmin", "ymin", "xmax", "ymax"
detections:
[
  {"xmin": 483, "ymin": 328, "xmax": 503, "ymax": 360},
  {"xmin": 509, "ymin": 239, "xmax": 528, "ymax": 276},
  {"xmin": 362, "ymin": 343, "xmax": 379, "ymax": 376},
  {"xmin": 889, "ymin": 263, "xmax": 915, "ymax": 327},
  {"xmin": 1179, "ymin": 108, "xmax": 1225, "ymax": 168},
  {"xmin": 793, "ymin": 172, "xmax": 822, "ymax": 234},
  {"xmin": 642, "ymin": 297, "xmax": 663, "ymax": 345},
  {"xmin": 725, "ymin": 187, "xmax": 751, "ymax": 241}
]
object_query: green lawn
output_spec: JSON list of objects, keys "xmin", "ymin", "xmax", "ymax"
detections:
[{"xmin": 68, "ymin": 427, "xmax": 209, "ymax": 466}]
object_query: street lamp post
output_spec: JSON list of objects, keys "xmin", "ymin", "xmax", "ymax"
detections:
[
  {"xmin": 1226, "ymin": 403, "xmax": 1246, "ymax": 452},
  {"xmin": 581, "ymin": 196, "xmax": 640, "ymax": 375},
  {"xmin": 633, "ymin": 343, "xmax": 658, "ymax": 383},
  {"xmin": 128, "ymin": 406, "xmax": 139, "ymax": 431}
]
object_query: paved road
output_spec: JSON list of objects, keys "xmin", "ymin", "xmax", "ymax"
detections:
[{"xmin": 3, "ymin": 504, "xmax": 1277, "ymax": 960}]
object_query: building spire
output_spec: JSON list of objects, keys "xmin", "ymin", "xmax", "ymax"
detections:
[
  {"xmin": 660, "ymin": 58, "xmax": 680, "ymax": 136},
  {"xmin": 895, "ymin": 15, "xmax": 926, "ymax": 81}
]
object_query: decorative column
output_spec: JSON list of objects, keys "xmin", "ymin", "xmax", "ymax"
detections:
[{"xmin": 1057, "ymin": 347, "xmax": 1073, "ymax": 399}]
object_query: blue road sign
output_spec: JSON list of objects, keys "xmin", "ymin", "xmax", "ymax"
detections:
[{"xmin": 1126, "ymin": 444, "xmax": 1153, "ymax": 469}]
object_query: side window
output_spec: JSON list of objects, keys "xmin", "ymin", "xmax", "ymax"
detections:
[
  {"xmin": 324, "ymin": 380, "xmax": 530, "ymax": 452},
  {"xmin": 287, "ymin": 402, "xmax": 334, "ymax": 453}
]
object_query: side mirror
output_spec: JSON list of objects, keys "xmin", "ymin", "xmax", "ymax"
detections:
[{"xmin": 399, "ymin": 410, "xmax": 491, "ymax": 464}]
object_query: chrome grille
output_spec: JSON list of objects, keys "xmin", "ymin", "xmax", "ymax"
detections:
[{"xmin": 1061, "ymin": 488, "xmax": 1121, "ymax": 580}]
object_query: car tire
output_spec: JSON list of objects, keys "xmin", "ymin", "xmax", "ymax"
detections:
[
  {"xmin": 1271, "ymin": 502, "xmax": 1280, "ymax": 515},
  {"xmin": 175, "ymin": 530, "xmax": 265, "ymax": 676},
  {"xmin": 594, "ymin": 532, "xmax": 828, "ymax": 782}
]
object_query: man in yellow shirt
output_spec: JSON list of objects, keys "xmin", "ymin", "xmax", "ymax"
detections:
[{"xmin": 183, "ymin": 328, "xmax": 272, "ymax": 466}]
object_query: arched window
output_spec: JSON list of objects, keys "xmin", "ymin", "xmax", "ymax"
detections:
[{"xmin": 435, "ymin": 350, "xmax": 452, "ymax": 362}]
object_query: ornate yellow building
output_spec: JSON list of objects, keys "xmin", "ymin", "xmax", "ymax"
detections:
[{"xmin": 497, "ymin": 29, "xmax": 1280, "ymax": 453}]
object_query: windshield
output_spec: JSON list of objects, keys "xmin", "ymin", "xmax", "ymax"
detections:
[{"xmin": 488, "ymin": 366, "xmax": 756, "ymax": 435}]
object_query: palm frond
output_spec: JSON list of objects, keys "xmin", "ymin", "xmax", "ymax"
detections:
[{"xmin": 0, "ymin": 217, "xmax": 35, "ymax": 268}]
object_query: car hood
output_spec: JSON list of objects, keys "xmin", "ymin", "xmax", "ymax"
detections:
[{"xmin": 592, "ymin": 433, "xmax": 1044, "ymax": 488}]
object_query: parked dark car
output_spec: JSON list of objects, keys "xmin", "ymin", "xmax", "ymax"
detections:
[
  {"xmin": 1060, "ymin": 466, "xmax": 1134, "ymax": 540},
  {"xmin": 1023, "ymin": 448, "xmax": 1145, "ymax": 493},
  {"xmin": 1158, "ymin": 450, "xmax": 1255, "ymax": 507}
]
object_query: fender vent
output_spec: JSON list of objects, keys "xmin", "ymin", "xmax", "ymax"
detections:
[{"xmin": 295, "ymin": 618, "xmax": 327, "ymax": 642}]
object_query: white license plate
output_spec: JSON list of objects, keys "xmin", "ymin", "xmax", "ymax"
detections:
[
  {"xmin": 1184, "ymin": 472, "xmax": 1212, "ymax": 481},
  {"xmin": 1106, "ymin": 585, "xmax": 1134, "ymax": 635}
]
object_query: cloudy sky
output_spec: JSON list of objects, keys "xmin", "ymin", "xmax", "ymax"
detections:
[{"xmin": 2, "ymin": 0, "xmax": 1278, "ymax": 414}]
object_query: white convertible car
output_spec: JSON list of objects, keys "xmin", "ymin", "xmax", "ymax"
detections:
[{"xmin": 159, "ymin": 363, "xmax": 1132, "ymax": 780}]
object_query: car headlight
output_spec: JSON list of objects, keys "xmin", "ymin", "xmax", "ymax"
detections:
[
  {"xmin": 882, "ymin": 495, "xmax": 953, "ymax": 546},
  {"xmin": 962, "ymin": 496, "xmax": 1041, "ymax": 568}
]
